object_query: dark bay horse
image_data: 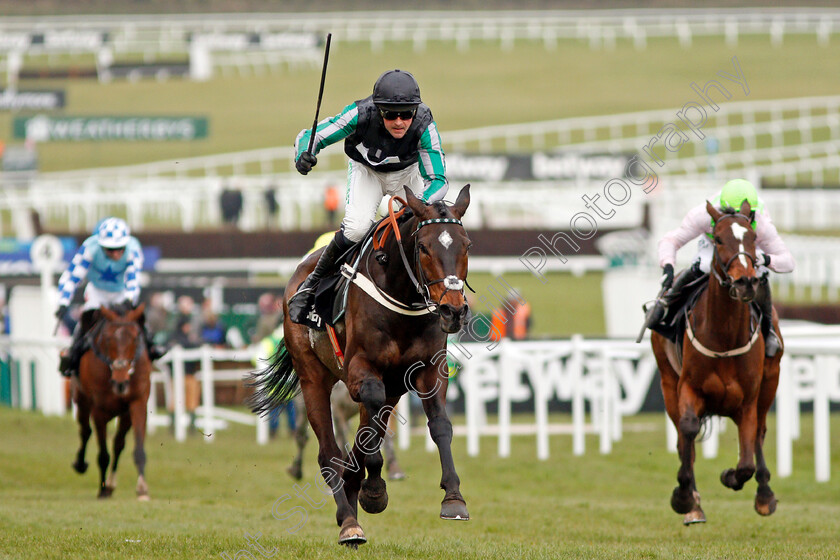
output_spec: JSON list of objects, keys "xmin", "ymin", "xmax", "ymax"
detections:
[
  {"xmin": 251, "ymin": 185, "xmax": 471, "ymax": 546},
  {"xmin": 71, "ymin": 303, "xmax": 152, "ymax": 500},
  {"xmin": 652, "ymin": 200, "xmax": 783, "ymax": 524}
]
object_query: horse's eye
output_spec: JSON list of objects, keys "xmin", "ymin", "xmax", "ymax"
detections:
[
  {"xmin": 418, "ymin": 243, "xmax": 429, "ymax": 255},
  {"xmin": 714, "ymin": 236, "xmax": 723, "ymax": 244}
]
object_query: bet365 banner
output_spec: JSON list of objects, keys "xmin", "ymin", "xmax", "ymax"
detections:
[{"xmin": 13, "ymin": 115, "xmax": 209, "ymax": 141}]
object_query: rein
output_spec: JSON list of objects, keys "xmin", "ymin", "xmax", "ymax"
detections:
[{"xmin": 361, "ymin": 195, "xmax": 469, "ymax": 315}]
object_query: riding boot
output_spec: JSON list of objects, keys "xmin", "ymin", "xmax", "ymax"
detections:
[
  {"xmin": 60, "ymin": 309, "xmax": 97, "ymax": 377},
  {"xmin": 646, "ymin": 263, "xmax": 704, "ymax": 328},
  {"xmin": 288, "ymin": 231, "xmax": 351, "ymax": 324},
  {"xmin": 756, "ymin": 278, "xmax": 781, "ymax": 358}
]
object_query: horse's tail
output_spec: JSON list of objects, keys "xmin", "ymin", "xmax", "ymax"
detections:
[{"xmin": 246, "ymin": 337, "xmax": 300, "ymax": 416}]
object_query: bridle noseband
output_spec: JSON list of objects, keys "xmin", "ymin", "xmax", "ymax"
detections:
[{"xmin": 710, "ymin": 213, "xmax": 758, "ymax": 298}]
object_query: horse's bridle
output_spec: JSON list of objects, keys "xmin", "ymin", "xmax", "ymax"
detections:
[
  {"xmin": 407, "ymin": 217, "xmax": 471, "ymax": 314},
  {"xmin": 87, "ymin": 318, "xmax": 145, "ymax": 376},
  {"xmin": 710, "ymin": 213, "xmax": 758, "ymax": 299}
]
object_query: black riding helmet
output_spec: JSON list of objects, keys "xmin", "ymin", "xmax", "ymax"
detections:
[{"xmin": 372, "ymin": 69, "xmax": 421, "ymax": 111}]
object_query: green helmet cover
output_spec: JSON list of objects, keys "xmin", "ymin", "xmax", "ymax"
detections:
[{"xmin": 720, "ymin": 179, "xmax": 758, "ymax": 210}]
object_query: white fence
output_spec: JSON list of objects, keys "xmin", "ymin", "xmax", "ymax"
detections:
[
  {"xmin": 3, "ymin": 328, "xmax": 837, "ymax": 481},
  {"xmin": 1, "ymin": 9, "xmax": 839, "ymax": 56}
]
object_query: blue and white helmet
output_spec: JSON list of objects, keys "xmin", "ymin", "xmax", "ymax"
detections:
[{"xmin": 97, "ymin": 217, "xmax": 130, "ymax": 249}]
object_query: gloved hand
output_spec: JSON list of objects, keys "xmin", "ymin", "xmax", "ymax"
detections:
[
  {"xmin": 55, "ymin": 305, "xmax": 68, "ymax": 321},
  {"xmin": 661, "ymin": 264, "xmax": 675, "ymax": 290},
  {"xmin": 295, "ymin": 152, "xmax": 317, "ymax": 175},
  {"xmin": 761, "ymin": 253, "xmax": 771, "ymax": 267}
]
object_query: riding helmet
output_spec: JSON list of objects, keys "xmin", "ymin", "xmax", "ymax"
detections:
[
  {"xmin": 97, "ymin": 217, "xmax": 130, "ymax": 249},
  {"xmin": 372, "ymin": 69, "xmax": 421, "ymax": 111}
]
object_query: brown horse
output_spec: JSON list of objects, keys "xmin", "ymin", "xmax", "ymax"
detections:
[
  {"xmin": 251, "ymin": 185, "xmax": 471, "ymax": 546},
  {"xmin": 652, "ymin": 200, "xmax": 782, "ymax": 524},
  {"xmin": 71, "ymin": 303, "xmax": 152, "ymax": 500}
]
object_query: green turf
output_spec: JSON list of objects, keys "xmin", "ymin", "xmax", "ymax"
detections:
[
  {"xmin": 1, "ymin": 405, "xmax": 838, "ymax": 559},
  {"xmin": 5, "ymin": 35, "xmax": 840, "ymax": 172}
]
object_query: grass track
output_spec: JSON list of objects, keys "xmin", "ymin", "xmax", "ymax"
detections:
[{"xmin": 1, "ymin": 405, "xmax": 838, "ymax": 559}]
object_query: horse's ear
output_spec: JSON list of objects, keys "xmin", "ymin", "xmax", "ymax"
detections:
[
  {"xmin": 132, "ymin": 302, "xmax": 146, "ymax": 319},
  {"xmin": 403, "ymin": 186, "xmax": 426, "ymax": 215},
  {"xmin": 706, "ymin": 200, "xmax": 722, "ymax": 223},
  {"xmin": 101, "ymin": 306, "xmax": 118, "ymax": 321},
  {"xmin": 739, "ymin": 198, "xmax": 752, "ymax": 217},
  {"xmin": 451, "ymin": 184, "xmax": 471, "ymax": 220}
]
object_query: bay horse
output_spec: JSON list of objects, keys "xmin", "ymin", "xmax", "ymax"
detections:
[
  {"xmin": 251, "ymin": 185, "xmax": 471, "ymax": 546},
  {"xmin": 71, "ymin": 303, "xmax": 152, "ymax": 500},
  {"xmin": 651, "ymin": 200, "xmax": 783, "ymax": 524}
]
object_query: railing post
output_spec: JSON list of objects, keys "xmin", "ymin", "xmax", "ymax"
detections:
[
  {"xmin": 200, "ymin": 345, "xmax": 215, "ymax": 443},
  {"xmin": 171, "ymin": 345, "xmax": 187, "ymax": 442}
]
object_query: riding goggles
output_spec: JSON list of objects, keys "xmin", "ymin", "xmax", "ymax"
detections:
[{"xmin": 379, "ymin": 108, "xmax": 416, "ymax": 121}]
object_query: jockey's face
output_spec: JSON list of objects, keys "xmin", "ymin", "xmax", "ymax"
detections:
[
  {"xmin": 104, "ymin": 247, "xmax": 125, "ymax": 261},
  {"xmin": 380, "ymin": 109, "xmax": 414, "ymax": 139}
]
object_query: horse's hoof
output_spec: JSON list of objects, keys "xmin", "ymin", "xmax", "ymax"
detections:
[
  {"xmin": 755, "ymin": 494, "xmax": 777, "ymax": 516},
  {"xmin": 683, "ymin": 505, "xmax": 706, "ymax": 525},
  {"xmin": 286, "ymin": 464, "xmax": 303, "ymax": 481},
  {"xmin": 359, "ymin": 478, "xmax": 388, "ymax": 514},
  {"xmin": 72, "ymin": 461, "xmax": 88, "ymax": 474},
  {"xmin": 137, "ymin": 494, "xmax": 151, "ymax": 502},
  {"xmin": 670, "ymin": 487, "xmax": 694, "ymax": 515},
  {"xmin": 338, "ymin": 520, "xmax": 366, "ymax": 547},
  {"xmin": 440, "ymin": 499, "xmax": 470, "ymax": 520},
  {"xmin": 97, "ymin": 487, "xmax": 113, "ymax": 499}
]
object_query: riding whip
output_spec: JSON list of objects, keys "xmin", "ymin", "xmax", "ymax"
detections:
[
  {"xmin": 636, "ymin": 284, "xmax": 668, "ymax": 344},
  {"xmin": 307, "ymin": 33, "xmax": 332, "ymax": 155}
]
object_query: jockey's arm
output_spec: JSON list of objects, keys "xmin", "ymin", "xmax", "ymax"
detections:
[
  {"xmin": 657, "ymin": 203, "xmax": 710, "ymax": 268},
  {"xmin": 417, "ymin": 120, "xmax": 448, "ymax": 203},
  {"xmin": 57, "ymin": 244, "xmax": 95, "ymax": 306},
  {"xmin": 294, "ymin": 103, "xmax": 358, "ymax": 160},
  {"xmin": 756, "ymin": 210, "xmax": 795, "ymax": 273},
  {"xmin": 123, "ymin": 244, "xmax": 143, "ymax": 305}
]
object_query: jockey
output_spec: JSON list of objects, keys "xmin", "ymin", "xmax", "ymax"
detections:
[
  {"xmin": 648, "ymin": 179, "xmax": 795, "ymax": 357},
  {"xmin": 288, "ymin": 68, "xmax": 449, "ymax": 323},
  {"xmin": 56, "ymin": 217, "xmax": 165, "ymax": 377}
]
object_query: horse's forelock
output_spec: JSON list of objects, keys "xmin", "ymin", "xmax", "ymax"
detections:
[{"xmin": 432, "ymin": 201, "xmax": 449, "ymax": 218}]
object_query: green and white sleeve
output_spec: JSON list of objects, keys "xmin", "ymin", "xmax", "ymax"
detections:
[
  {"xmin": 294, "ymin": 103, "xmax": 359, "ymax": 160},
  {"xmin": 417, "ymin": 120, "xmax": 448, "ymax": 202}
]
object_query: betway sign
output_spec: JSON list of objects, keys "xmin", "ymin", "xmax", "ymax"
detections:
[
  {"xmin": 446, "ymin": 152, "xmax": 632, "ymax": 181},
  {"xmin": 14, "ymin": 116, "xmax": 208, "ymax": 141}
]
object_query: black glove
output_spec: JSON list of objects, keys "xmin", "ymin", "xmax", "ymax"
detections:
[
  {"xmin": 761, "ymin": 253, "xmax": 771, "ymax": 267},
  {"xmin": 295, "ymin": 152, "xmax": 317, "ymax": 175},
  {"xmin": 661, "ymin": 264, "xmax": 674, "ymax": 290},
  {"xmin": 55, "ymin": 305, "xmax": 68, "ymax": 321}
]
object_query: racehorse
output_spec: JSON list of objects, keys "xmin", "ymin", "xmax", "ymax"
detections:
[
  {"xmin": 250, "ymin": 185, "xmax": 471, "ymax": 546},
  {"xmin": 71, "ymin": 303, "xmax": 152, "ymax": 500},
  {"xmin": 651, "ymin": 200, "xmax": 782, "ymax": 524}
]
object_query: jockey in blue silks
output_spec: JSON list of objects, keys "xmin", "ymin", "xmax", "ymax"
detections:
[{"xmin": 56, "ymin": 217, "xmax": 165, "ymax": 377}]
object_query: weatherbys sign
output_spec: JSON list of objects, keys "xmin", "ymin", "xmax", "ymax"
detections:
[
  {"xmin": 446, "ymin": 152, "xmax": 633, "ymax": 181},
  {"xmin": 13, "ymin": 116, "xmax": 209, "ymax": 141},
  {"xmin": 0, "ymin": 89, "xmax": 65, "ymax": 110}
]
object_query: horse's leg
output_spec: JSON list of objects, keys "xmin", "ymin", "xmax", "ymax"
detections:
[
  {"xmin": 72, "ymin": 391, "xmax": 92, "ymax": 474},
  {"xmin": 754, "ymin": 353, "xmax": 781, "ymax": 515},
  {"xmin": 414, "ymin": 368, "xmax": 469, "ymax": 520},
  {"xmin": 105, "ymin": 410, "xmax": 132, "ymax": 493},
  {"xmin": 299, "ymin": 375, "xmax": 364, "ymax": 546},
  {"xmin": 356, "ymin": 395, "xmax": 401, "ymax": 516},
  {"xmin": 671, "ymin": 383, "xmax": 704, "ymax": 522},
  {"xmin": 92, "ymin": 410, "xmax": 112, "ymax": 499},
  {"xmin": 287, "ymin": 394, "xmax": 307, "ymax": 481},
  {"xmin": 654, "ymin": 335, "xmax": 705, "ymax": 524},
  {"xmin": 720, "ymin": 404, "xmax": 758, "ymax": 491},
  {"xmin": 128, "ymin": 398, "xmax": 150, "ymax": 500}
]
